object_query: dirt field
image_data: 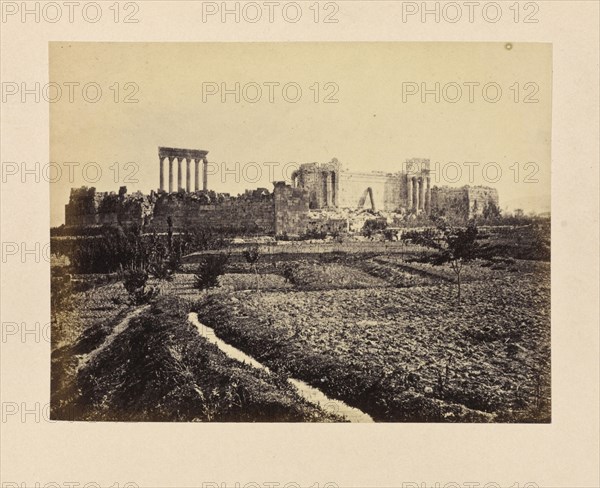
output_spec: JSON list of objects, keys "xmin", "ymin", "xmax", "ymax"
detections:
[
  {"xmin": 51, "ymin": 281, "xmax": 341, "ymax": 422},
  {"xmin": 52, "ymin": 244, "xmax": 551, "ymax": 422},
  {"xmin": 194, "ymin": 257, "xmax": 551, "ymax": 422}
]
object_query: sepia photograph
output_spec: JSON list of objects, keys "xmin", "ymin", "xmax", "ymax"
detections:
[{"xmin": 49, "ymin": 41, "xmax": 552, "ymax": 423}]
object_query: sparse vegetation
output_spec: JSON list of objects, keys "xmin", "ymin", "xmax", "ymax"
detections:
[
  {"xmin": 413, "ymin": 221, "xmax": 479, "ymax": 304},
  {"xmin": 193, "ymin": 254, "xmax": 229, "ymax": 290},
  {"xmin": 194, "ymin": 259, "xmax": 550, "ymax": 422},
  {"xmin": 122, "ymin": 267, "xmax": 158, "ymax": 305},
  {"xmin": 53, "ymin": 296, "xmax": 339, "ymax": 421},
  {"xmin": 243, "ymin": 244, "xmax": 261, "ymax": 291},
  {"xmin": 362, "ymin": 218, "xmax": 388, "ymax": 238},
  {"xmin": 52, "ymin": 219, "xmax": 551, "ymax": 423}
]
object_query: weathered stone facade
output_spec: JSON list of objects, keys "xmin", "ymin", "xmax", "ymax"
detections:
[
  {"xmin": 65, "ymin": 186, "xmax": 155, "ymax": 227},
  {"xmin": 66, "ymin": 187, "xmax": 282, "ymax": 234},
  {"xmin": 430, "ymin": 185, "xmax": 500, "ymax": 220},
  {"xmin": 64, "ymin": 147, "xmax": 500, "ymax": 235},
  {"xmin": 292, "ymin": 158, "xmax": 433, "ymax": 214}
]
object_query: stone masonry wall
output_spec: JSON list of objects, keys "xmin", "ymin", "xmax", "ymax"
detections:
[
  {"xmin": 152, "ymin": 191, "xmax": 275, "ymax": 234},
  {"xmin": 65, "ymin": 187, "xmax": 155, "ymax": 227},
  {"xmin": 338, "ymin": 172, "xmax": 403, "ymax": 212},
  {"xmin": 430, "ymin": 186, "xmax": 499, "ymax": 220},
  {"xmin": 64, "ymin": 180, "xmax": 499, "ymax": 237},
  {"xmin": 273, "ymin": 182, "xmax": 310, "ymax": 236},
  {"xmin": 65, "ymin": 186, "xmax": 277, "ymax": 235}
]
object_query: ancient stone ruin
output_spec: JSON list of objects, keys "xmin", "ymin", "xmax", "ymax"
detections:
[{"xmin": 64, "ymin": 147, "xmax": 499, "ymax": 235}]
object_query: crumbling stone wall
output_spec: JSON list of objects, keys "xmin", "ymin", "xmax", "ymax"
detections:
[
  {"xmin": 292, "ymin": 160, "xmax": 340, "ymax": 209},
  {"xmin": 65, "ymin": 186, "xmax": 277, "ymax": 235},
  {"xmin": 338, "ymin": 171, "xmax": 403, "ymax": 211},
  {"xmin": 64, "ymin": 180, "xmax": 499, "ymax": 237},
  {"xmin": 65, "ymin": 187, "xmax": 155, "ymax": 227},
  {"xmin": 431, "ymin": 186, "xmax": 499, "ymax": 220},
  {"xmin": 273, "ymin": 181, "xmax": 310, "ymax": 236},
  {"xmin": 294, "ymin": 159, "xmax": 431, "ymax": 214},
  {"xmin": 467, "ymin": 186, "xmax": 500, "ymax": 217},
  {"xmin": 152, "ymin": 189, "xmax": 275, "ymax": 234}
]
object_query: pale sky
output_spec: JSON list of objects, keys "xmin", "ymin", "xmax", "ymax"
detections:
[{"xmin": 50, "ymin": 42, "xmax": 552, "ymax": 226}]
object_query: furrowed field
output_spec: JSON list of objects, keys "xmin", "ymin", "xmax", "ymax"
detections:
[{"xmin": 51, "ymin": 223, "xmax": 551, "ymax": 422}]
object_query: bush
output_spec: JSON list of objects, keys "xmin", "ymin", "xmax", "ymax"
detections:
[
  {"xmin": 194, "ymin": 254, "xmax": 229, "ymax": 290},
  {"xmin": 69, "ymin": 226, "xmax": 150, "ymax": 274},
  {"xmin": 282, "ymin": 264, "xmax": 297, "ymax": 284},
  {"xmin": 362, "ymin": 218, "xmax": 387, "ymax": 238},
  {"xmin": 243, "ymin": 245, "xmax": 260, "ymax": 265},
  {"xmin": 122, "ymin": 268, "xmax": 158, "ymax": 305},
  {"xmin": 146, "ymin": 234, "xmax": 183, "ymax": 281}
]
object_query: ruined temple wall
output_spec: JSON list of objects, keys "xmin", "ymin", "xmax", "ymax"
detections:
[
  {"xmin": 273, "ymin": 182, "xmax": 310, "ymax": 236},
  {"xmin": 430, "ymin": 187, "xmax": 469, "ymax": 219},
  {"xmin": 431, "ymin": 186, "xmax": 499, "ymax": 220},
  {"xmin": 152, "ymin": 196, "xmax": 276, "ymax": 234},
  {"xmin": 64, "ymin": 187, "xmax": 277, "ymax": 234},
  {"xmin": 65, "ymin": 188, "xmax": 155, "ymax": 227},
  {"xmin": 338, "ymin": 172, "xmax": 403, "ymax": 211},
  {"xmin": 467, "ymin": 187, "xmax": 499, "ymax": 217},
  {"xmin": 296, "ymin": 164, "xmax": 325, "ymax": 209}
]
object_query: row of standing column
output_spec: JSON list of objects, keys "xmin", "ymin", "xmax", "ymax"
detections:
[
  {"xmin": 159, "ymin": 156, "xmax": 208, "ymax": 193},
  {"xmin": 407, "ymin": 176, "xmax": 431, "ymax": 213}
]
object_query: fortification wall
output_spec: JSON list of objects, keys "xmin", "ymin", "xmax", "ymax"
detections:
[
  {"xmin": 431, "ymin": 186, "xmax": 499, "ymax": 220},
  {"xmin": 467, "ymin": 186, "xmax": 499, "ymax": 217},
  {"xmin": 64, "ymin": 179, "xmax": 499, "ymax": 237},
  {"xmin": 152, "ymin": 192, "xmax": 275, "ymax": 234},
  {"xmin": 273, "ymin": 182, "xmax": 310, "ymax": 236},
  {"xmin": 65, "ymin": 187, "xmax": 155, "ymax": 227},
  {"xmin": 65, "ymin": 187, "xmax": 277, "ymax": 235}
]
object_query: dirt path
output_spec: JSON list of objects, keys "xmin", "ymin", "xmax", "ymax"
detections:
[
  {"xmin": 188, "ymin": 312, "xmax": 373, "ymax": 423},
  {"xmin": 77, "ymin": 305, "xmax": 150, "ymax": 371}
]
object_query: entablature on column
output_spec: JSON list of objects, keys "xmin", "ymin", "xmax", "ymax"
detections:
[{"xmin": 158, "ymin": 147, "xmax": 209, "ymax": 161}]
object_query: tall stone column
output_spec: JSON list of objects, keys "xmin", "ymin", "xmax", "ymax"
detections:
[
  {"xmin": 168, "ymin": 157, "xmax": 174, "ymax": 193},
  {"xmin": 415, "ymin": 178, "xmax": 421, "ymax": 213},
  {"xmin": 159, "ymin": 156, "xmax": 165, "ymax": 191},
  {"xmin": 332, "ymin": 171, "xmax": 337, "ymax": 206},
  {"xmin": 194, "ymin": 159, "xmax": 200, "ymax": 191},
  {"xmin": 425, "ymin": 177, "xmax": 431, "ymax": 214},
  {"xmin": 407, "ymin": 176, "xmax": 413, "ymax": 210},
  {"xmin": 413, "ymin": 177, "xmax": 418, "ymax": 210},
  {"xmin": 419, "ymin": 177, "xmax": 425, "ymax": 211},
  {"xmin": 202, "ymin": 157, "xmax": 208, "ymax": 191},
  {"xmin": 185, "ymin": 158, "xmax": 191, "ymax": 192},
  {"xmin": 177, "ymin": 158, "xmax": 183, "ymax": 191},
  {"xmin": 325, "ymin": 172, "xmax": 333, "ymax": 206}
]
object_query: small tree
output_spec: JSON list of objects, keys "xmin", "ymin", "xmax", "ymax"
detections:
[
  {"xmin": 194, "ymin": 254, "xmax": 229, "ymax": 290},
  {"xmin": 122, "ymin": 267, "xmax": 158, "ymax": 305},
  {"xmin": 243, "ymin": 244, "xmax": 261, "ymax": 291},
  {"xmin": 416, "ymin": 221, "xmax": 479, "ymax": 304}
]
